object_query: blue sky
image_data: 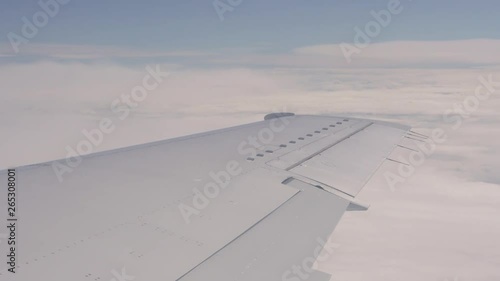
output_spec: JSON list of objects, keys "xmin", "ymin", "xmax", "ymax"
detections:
[{"xmin": 1, "ymin": 0, "xmax": 500, "ymax": 55}]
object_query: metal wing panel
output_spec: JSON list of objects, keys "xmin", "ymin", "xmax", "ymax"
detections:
[
  {"xmin": 289, "ymin": 123, "xmax": 407, "ymax": 196},
  {"xmin": 266, "ymin": 120, "xmax": 372, "ymax": 170},
  {"xmin": 1, "ymin": 167, "xmax": 299, "ymax": 281},
  {"xmin": 178, "ymin": 178, "xmax": 349, "ymax": 281},
  {"xmin": 0, "ymin": 115, "xmax": 410, "ymax": 281}
]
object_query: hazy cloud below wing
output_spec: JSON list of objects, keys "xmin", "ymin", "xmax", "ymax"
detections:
[
  {"xmin": 0, "ymin": 49, "xmax": 499, "ymax": 281},
  {"xmin": 2, "ymin": 39, "xmax": 500, "ymax": 68}
]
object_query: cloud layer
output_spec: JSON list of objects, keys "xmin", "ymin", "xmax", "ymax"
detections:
[{"xmin": 1, "ymin": 39, "xmax": 499, "ymax": 280}]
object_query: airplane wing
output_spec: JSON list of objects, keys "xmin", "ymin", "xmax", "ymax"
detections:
[{"xmin": 0, "ymin": 114, "xmax": 416, "ymax": 281}]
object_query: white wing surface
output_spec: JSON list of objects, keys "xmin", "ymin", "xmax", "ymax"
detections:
[{"xmin": 0, "ymin": 114, "xmax": 413, "ymax": 281}]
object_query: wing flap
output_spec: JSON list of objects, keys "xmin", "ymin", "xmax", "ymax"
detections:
[
  {"xmin": 287, "ymin": 123, "xmax": 407, "ymax": 197},
  {"xmin": 177, "ymin": 178, "xmax": 349, "ymax": 281}
]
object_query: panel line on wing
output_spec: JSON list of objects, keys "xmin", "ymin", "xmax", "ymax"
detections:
[
  {"xmin": 284, "ymin": 122, "xmax": 373, "ymax": 171},
  {"xmin": 176, "ymin": 190, "xmax": 302, "ymax": 281}
]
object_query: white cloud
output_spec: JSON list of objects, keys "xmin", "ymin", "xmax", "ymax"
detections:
[
  {"xmin": 0, "ymin": 47, "xmax": 499, "ymax": 280},
  {"xmin": 205, "ymin": 39, "xmax": 500, "ymax": 69},
  {"xmin": 294, "ymin": 39, "xmax": 500, "ymax": 67},
  {"xmin": 4, "ymin": 39, "xmax": 500, "ymax": 69}
]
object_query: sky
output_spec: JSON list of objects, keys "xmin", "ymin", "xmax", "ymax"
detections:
[
  {"xmin": 1, "ymin": 1, "xmax": 500, "ymax": 281},
  {"xmin": 1, "ymin": 0, "xmax": 500, "ymax": 64},
  {"xmin": 0, "ymin": 0, "xmax": 500, "ymax": 49}
]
